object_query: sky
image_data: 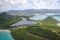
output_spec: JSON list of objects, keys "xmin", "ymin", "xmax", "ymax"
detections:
[{"xmin": 0, "ymin": 0, "xmax": 60, "ymax": 12}]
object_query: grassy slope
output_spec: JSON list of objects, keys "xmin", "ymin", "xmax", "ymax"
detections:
[
  {"xmin": 12, "ymin": 24, "xmax": 60, "ymax": 40},
  {"xmin": 0, "ymin": 12, "xmax": 21, "ymax": 28},
  {"xmin": 12, "ymin": 16, "xmax": 60, "ymax": 40},
  {"xmin": 12, "ymin": 26, "xmax": 45, "ymax": 40}
]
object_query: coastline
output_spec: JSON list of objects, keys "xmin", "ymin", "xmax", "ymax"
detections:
[
  {"xmin": 0, "ymin": 29, "xmax": 11, "ymax": 32},
  {"xmin": 56, "ymin": 23, "xmax": 60, "ymax": 26},
  {"xmin": 0, "ymin": 29, "xmax": 14, "ymax": 40}
]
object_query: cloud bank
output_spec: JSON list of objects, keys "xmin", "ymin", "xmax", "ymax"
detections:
[{"xmin": 0, "ymin": 0, "xmax": 60, "ymax": 12}]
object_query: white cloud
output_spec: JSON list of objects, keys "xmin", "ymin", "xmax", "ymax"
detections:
[{"xmin": 0, "ymin": 0, "xmax": 60, "ymax": 12}]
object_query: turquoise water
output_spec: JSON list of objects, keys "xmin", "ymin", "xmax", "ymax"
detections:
[
  {"xmin": 53, "ymin": 16, "xmax": 60, "ymax": 21},
  {"xmin": 29, "ymin": 15, "xmax": 47, "ymax": 20},
  {"xmin": 30, "ymin": 15, "xmax": 60, "ymax": 21},
  {"xmin": 0, "ymin": 31, "xmax": 13, "ymax": 40}
]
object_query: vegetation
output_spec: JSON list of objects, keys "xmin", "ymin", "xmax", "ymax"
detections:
[
  {"xmin": 12, "ymin": 16, "xmax": 60, "ymax": 40},
  {"xmin": 39, "ymin": 16, "xmax": 58, "ymax": 27},
  {"xmin": 0, "ymin": 12, "xmax": 21, "ymax": 28},
  {"xmin": 12, "ymin": 26, "xmax": 45, "ymax": 40},
  {"xmin": 42, "ymin": 16, "xmax": 58, "ymax": 24},
  {"xmin": 27, "ymin": 26, "xmax": 60, "ymax": 40},
  {"xmin": 0, "ymin": 13, "xmax": 60, "ymax": 40}
]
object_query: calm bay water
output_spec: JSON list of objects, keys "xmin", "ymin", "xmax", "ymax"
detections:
[
  {"xmin": 29, "ymin": 15, "xmax": 60, "ymax": 21},
  {"xmin": 0, "ymin": 30, "xmax": 13, "ymax": 40},
  {"xmin": 11, "ymin": 17, "xmax": 37, "ymax": 26},
  {"xmin": 29, "ymin": 15, "xmax": 47, "ymax": 20},
  {"xmin": 53, "ymin": 16, "xmax": 60, "ymax": 21}
]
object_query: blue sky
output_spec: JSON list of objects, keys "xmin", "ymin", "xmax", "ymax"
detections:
[{"xmin": 0, "ymin": 0, "xmax": 60, "ymax": 12}]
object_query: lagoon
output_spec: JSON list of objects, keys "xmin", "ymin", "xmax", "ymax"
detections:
[
  {"xmin": 29, "ymin": 15, "xmax": 47, "ymax": 20},
  {"xmin": 0, "ymin": 30, "xmax": 13, "ymax": 40},
  {"xmin": 53, "ymin": 16, "xmax": 60, "ymax": 21},
  {"xmin": 11, "ymin": 17, "xmax": 37, "ymax": 27},
  {"xmin": 29, "ymin": 14, "xmax": 60, "ymax": 21}
]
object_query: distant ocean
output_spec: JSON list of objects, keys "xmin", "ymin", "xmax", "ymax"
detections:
[{"xmin": 29, "ymin": 13, "xmax": 60, "ymax": 21}]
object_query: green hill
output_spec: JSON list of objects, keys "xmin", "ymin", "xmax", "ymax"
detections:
[
  {"xmin": 0, "ymin": 12, "xmax": 21, "ymax": 28},
  {"xmin": 11, "ymin": 16, "xmax": 60, "ymax": 40},
  {"xmin": 42, "ymin": 16, "xmax": 58, "ymax": 24},
  {"xmin": 38, "ymin": 16, "xmax": 58, "ymax": 27}
]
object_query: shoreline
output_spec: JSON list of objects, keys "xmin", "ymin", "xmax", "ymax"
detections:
[
  {"xmin": 56, "ymin": 23, "xmax": 60, "ymax": 26},
  {"xmin": 0, "ymin": 29, "xmax": 11, "ymax": 32},
  {"xmin": 0, "ymin": 29, "xmax": 14, "ymax": 40}
]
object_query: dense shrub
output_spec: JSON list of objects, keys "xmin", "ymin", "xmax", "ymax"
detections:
[
  {"xmin": 28, "ymin": 27, "xmax": 60, "ymax": 40},
  {"xmin": 0, "ymin": 12, "xmax": 21, "ymax": 28},
  {"xmin": 12, "ymin": 28, "xmax": 45, "ymax": 40}
]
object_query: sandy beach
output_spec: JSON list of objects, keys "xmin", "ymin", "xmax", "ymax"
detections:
[
  {"xmin": 0, "ymin": 29, "xmax": 11, "ymax": 33},
  {"xmin": 56, "ymin": 23, "xmax": 60, "ymax": 26}
]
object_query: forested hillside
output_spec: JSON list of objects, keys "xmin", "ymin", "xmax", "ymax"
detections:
[{"xmin": 0, "ymin": 12, "xmax": 21, "ymax": 28}]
